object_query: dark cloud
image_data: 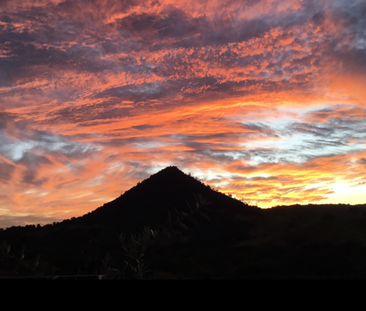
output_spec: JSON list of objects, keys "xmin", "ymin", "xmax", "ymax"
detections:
[
  {"xmin": 0, "ymin": 30, "xmax": 114, "ymax": 85},
  {"xmin": 94, "ymin": 81, "xmax": 181, "ymax": 102},
  {"xmin": 0, "ymin": 29, "xmax": 36, "ymax": 44},
  {"xmin": 114, "ymin": 2, "xmax": 324, "ymax": 52},
  {"xmin": 22, "ymin": 168, "xmax": 38, "ymax": 184},
  {"xmin": 116, "ymin": 8, "xmax": 210, "ymax": 48},
  {"xmin": 303, "ymin": 139, "xmax": 347, "ymax": 149},
  {"xmin": 286, "ymin": 107, "xmax": 366, "ymax": 154},
  {"xmin": 156, "ymin": 16, "xmax": 272, "ymax": 49},
  {"xmin": 332, "ymin": 48, "xmax": 366, "ymax": 76},
  {"xmin": 311, "ymin": 11, "xmax": 325, "ymax": 25},
  {"xmin": 0, "ymin": 44, "xmax": 61, "ymax": 85},
  {"xmin": 199, "ymin": 151, "xmax": 238, "ymax": 164},
  {"xmin": 240, "ymin": 123, "xmax": 279, "ymax": 137},
  {"xmin": 359, "ymin": 158, "xmax": 366, "ymax": 166},
  {"xmin": 0, "ymin": 15, "xmax": 12, "ymax": 23},
  {"xmin": 10, "ymin": 154, "xmax": 51, "ymax": 188},
  {"xmin": 0, "ymin": 112, "xmax": 15, "ymax": 130},
  {"xmin": 332, "ymin": 1, "xmax": 366, "ymax": 28},
  {"xmin": 325, "ymin": 2, "xmax": 366, "ymax": 74},
  {"xmin": 13, "ymin": 5, "xmax": 51, "ymax": 23},
  {"xmin": 46, "ymin": 103, "xmax": 134, "ymax": 124},
  {"xmin": 289, "ymin": 123, "xmax": 335, "ymax": 137},
  {"xmin": 117, "ymin": 12, "xmax": 159, "ymax": 34},
  {"xmin": 0, "ymin": 162, "xmax": 15, "ymax": 183},
  {"xmin": 132, "ymin": 124, "xmax": 159, "ymax": 131},
  {"xmin": 233, "ymin": 164, "xmax": 262, "ymax": 173},
  {"xmin": 102, "ymin": 40, "xmax": 121, "ymax": 54},
  {"xmin": 156, "ymin": 10, "xmax": 207, "ymax": 40},
  {"xmin": 248, "ymin": 176, "xmax": 279, "ymax": 181}
]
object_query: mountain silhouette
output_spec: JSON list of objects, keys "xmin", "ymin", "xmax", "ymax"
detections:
[
  {"xmin": 0, "ymin": 166, "xmax": 259, "ymax": 278},
  {"xmin": 3, "ymin": 166, "xmax": 366, "ymax": 278},
  {"xmin": 77, "ymin": 166, "xmax": 259, "ymax": 233}
]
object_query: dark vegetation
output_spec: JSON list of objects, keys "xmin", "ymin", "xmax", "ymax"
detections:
[{"xmin": 1, "ymin": 166, "xmax": 366, "ymax": 279}]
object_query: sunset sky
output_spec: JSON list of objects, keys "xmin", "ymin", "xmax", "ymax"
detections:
[{"xmin": 1, "ymin": 0, "xmax": 366, "ymax": 228}]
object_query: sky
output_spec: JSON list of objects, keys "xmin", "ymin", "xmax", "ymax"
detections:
[{"xmin": 0, "ymin": 0, "xmax": 366, "ymax": 228}]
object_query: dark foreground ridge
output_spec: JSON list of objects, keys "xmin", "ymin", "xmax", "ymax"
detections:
[{"xmin": 1, "ymin": 166, "xmax": 366, "ymax": 279}]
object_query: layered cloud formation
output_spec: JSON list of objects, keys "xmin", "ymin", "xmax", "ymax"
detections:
[{"xmin": 1, "ymin": 0, "xmax": 365, "ymax": 228}]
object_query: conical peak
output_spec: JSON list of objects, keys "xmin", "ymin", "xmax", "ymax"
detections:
[
  {"xmin": 156, "ymin": 166, "xmax": 184, "ymax": 174},
  {"xmin": 78, "ymin": 165, "xmax": 258, "ymax": 232},
  {"xmin": 147, "ymin": 166, "xmax": 187, "ymax": 181},
  {"xmin": 118, "ymin": 166, "xmax": 191, "ymax": 198}
]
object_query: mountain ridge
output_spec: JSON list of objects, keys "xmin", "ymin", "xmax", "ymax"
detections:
[
  {"xmin": 2, "ymin": 166, "xmax": 366, "ymax": 278},
  {"xmin": 77, "ymin": 165, "xmax": 259, "ymax": 233}
]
